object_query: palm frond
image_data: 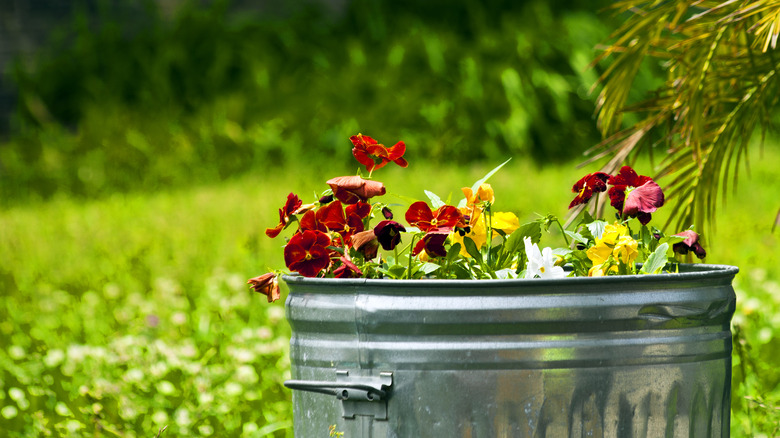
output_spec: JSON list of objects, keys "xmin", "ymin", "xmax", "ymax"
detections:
[{"xmin": 588, "ymin": 0, "xmax": 780, "ymax": 233}]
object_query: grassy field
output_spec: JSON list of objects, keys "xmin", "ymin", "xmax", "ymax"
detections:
[{"xmin": 1, "ymin": 147, "xmax": 779, "ymax": 436}]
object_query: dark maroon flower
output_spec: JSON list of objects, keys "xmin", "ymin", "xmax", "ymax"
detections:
[
  {"xmin": 405, "ymin": 202, "xmax": 463, "ymax": 233},
  {"xmin": 673, "ymin": 230, "xmax": 706, "ymax": 259},
  {"xmin": 350, "ymin": 133, "xmax": 408, "ymax": 173},
  {"xmin": 318, "ymin": 194, "xmax": 334, "ymax": 204},
  {"xmin": 373, "ymin": 220, "xmax": 406, "ymax": 250},
  {"xmin": 333, "ymin": 256, "xmax": 363, "ymax": 278},
  {"xmin": 284, "ymin": 230, "xmax": 332, "ymax": 277},
  {"xmin": 266, "ymin": 193, "xmax": 303, "ymax": 238},
  {"xmin": 326, "ymin": 176, "xmax": 386, "ymax": 204},
  {"xmin": 569, "ymin": 172, "xmax": 610, "ymax": 209},
  {"xmin": 607, "ymin": 166, "xmax": 664, "ymax": 225},
  {"xmin": 381, "ymin": 206, "xmax": 394, "ymax": 220},
  {"xmin": 247, "ymin": 273, "xmax": 281, "ymax": 303},
  {"xmin": 412, "ymin": 230, "xmax": 449, "ymax": 258}
]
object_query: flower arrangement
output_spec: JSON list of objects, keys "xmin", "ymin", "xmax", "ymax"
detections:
[{"xmin": 248, "ymin": 134, "xmax": 706, "ymax": 302}]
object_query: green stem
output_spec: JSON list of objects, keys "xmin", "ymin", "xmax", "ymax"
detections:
[
  {"xmin": 555, "ymin": 219, "xmax": 570, "ymax": 247},
  {"xmin": 485, "ymin": 205, "xmax": 493, "ymax": 266},
  {"xmin": 406, "ymin": 234, "xmax": 418, "ymax": 279}
]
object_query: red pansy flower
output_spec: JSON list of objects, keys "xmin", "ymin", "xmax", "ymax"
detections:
[
  {"xmin": 283, "ymin": 230, "xmax": 333, "ymax": 277},
  {"xmin": 247, "ymin": 273, "xmax": 281, "ymax": 303},
  {"xmin": 405, "ymin": 201, "xmax": 463, "ymax": 233},
  {"xmin": 607, "ymin": 166, "xmax": 664, "ymax": 225},
  {"xmin": 569, "ymin": 172, "xmax": 610, "ymax": 209},
  {"xmin": 673, "ymin": 230, "xmax": 706, "ymax": 259},
  {"xmin": 298, "ymin": 209, "xmax": 327, "ymax": 233},
  {"xmin": 327, "ymin": 176, "xmax": 386, "ymax": 204},
  {"xmin": 374, "ymin": 220, "xmax": 406, "ymax": 250},
  {"xmin": 266, "ymin": 193, "xmax": 303, "ymax": 238},
  {"xmin": 316, "ymin": 201, "xmax": 371, "ymax": 242},
  {"xmin": 412, "ymin": 230, "xmax": 449, "ymax": 258},
  {"xmin": 333, "ymin": 256, "xmax": 364, "ymax": 278},
  {"xmin": 350, "ymin": 133, "xmax": 408, "ymax": 173}
]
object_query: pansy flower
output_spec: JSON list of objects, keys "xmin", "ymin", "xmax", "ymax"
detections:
[
  {"xmin": 247, "ymin": 273, "xmax": 281, "ymax": 302},
  {"xmin": 523, "ymin": 237, "xmax": 566, "ymax": 279},
  {"xmin": 586, "ymin": 222, "xmax": 639, "ymax": 275},
  {"xmin": 327, "ymin": 176, "xmax": 386, "ymax": 204},
  {"xmin": 405, "ymin": 201, "xmax": 464, "ymax": 233},
  {"xmin": 316, "ymin": 201, "xmax": 371, "ymax": 242},
  {"xmin": 412, "ymin": 230, "xmax": 449, "ymax": 258},
  {"xmin": 284, "ymin": 230, "xmax": 333, "ymax": 277},
  {"xmin": 350, "ymin": 133, "xmax": 408, "ymax": 173},
  {"xmin": 452, "ymin": 211, "xmax": 519, "ymax": 256},
  {"xmin": 351, "ymin": 230, "xmax": 380, "ymax": 259},
  {"xmin": 266, "ymin": 193, "xmax": 303, "ymax": 238},
  {"xmin": 298, "ymin": 209, "xmax": 327, "ymax": 233},
  {"xmin": 461, "ymin": 183, "xmax": 495, "ymax": 226},
  {"xmin": 607, "ymin": 166, "xmax": 664, "ymax": 225},
  {"xmin": 374, "ymin": 220, "xmax": 406, "ymax": 250},
  {"xmin": 673, "ymin": 230, "xmax": 706, "ymax": 259},
  {"xmin": 568, "ymin": 172, "xmax": 610, "ymax": 209}
]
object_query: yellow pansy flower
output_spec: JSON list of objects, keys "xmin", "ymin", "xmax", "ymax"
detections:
[
  {"xmin": 452, "ymin": 211, "xmax": 519, "ymax": 257},
  {"xmin": 613, "ymin": 235, "xmax": 639, "ymax": 264},
  {"xmin": 587, "ymin": 222, "xmax": 639, "ymax": 274}
]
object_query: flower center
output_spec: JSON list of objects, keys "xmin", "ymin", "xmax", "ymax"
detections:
[
  {"xmin": 430, "ymin": 218, "xmax": 438, "ymax": 227},
  {"xmin": 304, "ymin": 252, "xmax": 313, "ymax": 261},
  {"xmin": 540, "ymin": 266, "xmax": 546, "ymax": 273}
]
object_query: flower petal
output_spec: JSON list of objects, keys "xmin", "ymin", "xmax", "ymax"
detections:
[
  {"xmin": 327, "ymin": 176, "xmax": 386, "ymax": 204},
  {"xmin": 623, "ymin": 180, "xmax": 664, "ymax": 216},
  {"xmin": 405, "ymin": 201, "xmax": 434, "ymax": 228}
]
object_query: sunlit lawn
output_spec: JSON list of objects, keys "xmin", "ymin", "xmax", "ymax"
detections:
[{"xmin": 1, "ymin": 151, "xmax": 779, "ymax": 436}]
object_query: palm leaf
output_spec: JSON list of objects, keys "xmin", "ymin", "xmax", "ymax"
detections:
[{"xmin": 587, "ymin": 0, "xmax": 780, "ymax": 233}]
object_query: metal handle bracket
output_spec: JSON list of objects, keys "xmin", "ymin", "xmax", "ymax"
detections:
[{"xmin": 284, "ymin": 370, "xmax": 393, "ymax": 420}]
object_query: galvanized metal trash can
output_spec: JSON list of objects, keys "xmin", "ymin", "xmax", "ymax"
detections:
[{"xmin": 283, "ymin": 264, "xmax": 738, "ymax": 437}]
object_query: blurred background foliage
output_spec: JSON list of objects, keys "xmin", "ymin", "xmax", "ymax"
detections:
[{"xmin": 0, "ymin": 0, "xmax": 640, "ymax": 205}]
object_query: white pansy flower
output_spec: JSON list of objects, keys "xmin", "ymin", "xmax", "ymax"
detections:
[{"xmin": 524, "ymin": 237, "xmax": 566, "ymax": 279}]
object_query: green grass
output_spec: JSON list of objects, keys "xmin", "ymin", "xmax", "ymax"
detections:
[{"xmin": 1, "ymin": 150, "xmax": 779, "ymax": 436}]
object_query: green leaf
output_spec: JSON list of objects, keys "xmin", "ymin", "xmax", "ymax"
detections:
[
  {"xmin": 565, "ymin": 231, "xmax": 589, "ymax": 245},
  {"xmin": 586, "ymin": 220, "xmax": 608, "ymax": 240},
  {"xmin": 469, "ymin": 158, "xmax": 512, "ymax": 193},
  {"xmin": 452, "ymin": 263, "xmax": 473, "ymax": 279},
  {"xmin": 446, "ymin": 243, "xmax": 462, "ymax": 262},
  {"xmin": 640, "ymin": 243, "xmax": 669, "ymax": 275},
  {"xmin": 517, "ymin": 221, "xmax": 543, "ymax": 243},
  {"xmin": 502, "ymin": 229, "xmax": 525, "ymax": 254},
  {"xmin": 417, "ymin": 262, "xmax": 441, "ymax": 275},
  {"xmin": 424, "ymin": 190, "xmax": 445, "ymax": 209},
  {"xmin": 503, "ymin": 220, "xmax": 542, "ymax": 255},
  {"xmin": 463, "ymin": 236, "xmax": 483, "ymax": 262}
]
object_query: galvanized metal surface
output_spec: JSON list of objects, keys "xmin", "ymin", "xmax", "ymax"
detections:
[{"xmin": 284, "ymin": 264, "xmax": 738, "ymax": 438}]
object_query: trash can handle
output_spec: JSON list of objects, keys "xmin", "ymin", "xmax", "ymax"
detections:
[
  {"xmin": 284, "ymin": 380, "xmax": 387, "ymax": 401},
  {"xmin": 284, "ymin": 370, "xmax": 392, "ymax": 402},
  {"xmin": 285, "ymin": 371, "xmax": 393, "ymax": 420}
]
